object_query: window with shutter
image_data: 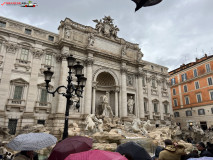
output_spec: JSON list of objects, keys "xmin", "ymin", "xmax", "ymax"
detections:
[
  {"xmin": 206, "ymin": 64, "xmax": 211, "ymax": 73},
  {"xmin": 40, "ymin": 89, "xmax": 47, "ymax": 103},
  {"xmin": 209, "ymin": 91, "xmax": 213, "ymax": 100},
  {"xmin": 195, "ymin": 81, "xmax": 200, "ymax": 89},
  {"xmin": 20, "ymin": 49, "xmax": 29, "ymax": 61},
  {"xmin": 164, "ymin": 104, "xmax": 168, "ymax": 114},
  {"xmin": 194, "ymin": 69, "xmax": 198, "ymax": 77},
  {"xmin": 154, "ymin": 103, "xmax": 158, "ymax": 112},
  {"xmin": 208, "ymin": 77, "xmax": 213, "ymax": 86},
  {"xmin": 13, "ymin": 86, "xmax": 23, "ymax": 100},
  {"xmin": 45, "ymin": 54, "xmax": 52, "ymax": 66}
]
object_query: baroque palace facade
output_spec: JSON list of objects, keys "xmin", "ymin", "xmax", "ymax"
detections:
[
  {"xmin": 0, "ymin": 16, "xmax": 172, "ymax": 136},
  {"xmin": 169, "ymin": 54, "xmax": 213, "ymax": 130}
]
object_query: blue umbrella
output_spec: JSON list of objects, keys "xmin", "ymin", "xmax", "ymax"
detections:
[{"xmin": 116, "ymin": 141, "xmax": 151, "ymax": 160}]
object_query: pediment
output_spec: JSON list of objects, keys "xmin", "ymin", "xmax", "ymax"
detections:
[{"xmin": 10, "ymin": 78, "xmax": 29, "ymax": 84}]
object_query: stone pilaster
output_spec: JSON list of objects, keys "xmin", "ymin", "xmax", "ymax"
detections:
[
  {"xmin": 0, "ymin": 42, "xmax": 18, "ymax": 111},
  {"xmin": 25, "ymin": 49, "xmax": 43, "ymax": 112},
  {"xmin": 92, "ymin": 82, "xmax": 97, "ymax": 114},
  {"xmin": 157, "ymin": 80, "xmax": 164, "ymax": 120},
  {"xmin": 84, "ymin": 57, "xmax": 94, "ymax": 114},
  {"xmin": 138, "ymin": 73, "xmax": 145, "ymax": 119},
  {"xmin": 147, "ymin": 79, "xmax": 153, "ymax": 119},
  {"xmin": 120, "ymin": 64, "xmax": 127, "ymax": 117},
  {"xmin": 114, "ymin": 87, "xmax": 119, "ymax": 116},
  {"xmin": 57, "ymin": 46, "xmax": 69, "ymax": 114}
]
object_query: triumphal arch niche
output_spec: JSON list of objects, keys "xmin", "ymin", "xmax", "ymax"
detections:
[{"xmin": 57, "ymin": 15, "xmax": 171, "ymax": 122}]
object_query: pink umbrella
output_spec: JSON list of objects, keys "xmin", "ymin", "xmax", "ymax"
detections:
[{"xmin": 65, "ymin": 149, "xmax": 128, "ymax": 160}]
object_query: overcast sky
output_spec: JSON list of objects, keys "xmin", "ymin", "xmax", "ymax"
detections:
[{"xmin": 1, "ymin": 0, "xmax": 213, "ymax": 71}]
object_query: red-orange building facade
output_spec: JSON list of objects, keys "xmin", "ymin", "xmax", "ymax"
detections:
[{"xmin": 169, "ymin": 54, "xmax": 213, "ymax": 130}]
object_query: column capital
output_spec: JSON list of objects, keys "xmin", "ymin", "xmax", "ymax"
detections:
[
  {"xmin": 120, "ymin": 67, "xmax": 127, "ymax": 74},
  {"xmin": 85, "ymin": 58, "xmax": 94, "ymax": 66},
  {"xmin": 92, "ymin": 81, "xmax": 98, "ymax": 89},
  {"xmin": 32, "ymin": 49, "xmax": 44, "ymax": 59}
]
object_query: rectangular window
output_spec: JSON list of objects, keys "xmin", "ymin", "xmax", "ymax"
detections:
[
  {"xmin": 171, "ymin": 78, "xmax": 176, "ymax": 85},
  {"xmin": 13, "ymin": 86, "xmax": 23, "ymax": 100},
  {"xmin": 209, "ymin": 91, "xmax": 213, "ymax": 100},
  {"xmin": 174, "ymin": 112, "xmax": 180, "ymax": 117},
  {"xmin": 152, "ymin": 79, "xmax": 156, "ymax": 88},
  {"xmin": 183, "ymin": 85, "xmax": 188, "ymax": 92},
  {"xmin": 206, "ymin": 64, "xmax": 211, "ymax": 73},
  {"xmin": 194, "ymin": 69, "xmax": 198, "ymax": 77},
  {"xmin": 173, "ymin": 88, "xmax": 176, "ymax": 95},
  {"xmin": 48, "ymin": 36, "xmax": 54, "ymax": 41},
  {"xmin": 154, "ymin": 103, "xmax": 158, "ymax": 112},
  {"xmin": 161, "ymin": 68, "xmax": 163, "ymax": 72},
  {"xmin": 8, "ymin": 119, "xmax": 18, "ymax": 135},
  {"xmin": 186, "ymin": 110, "xmax": 192, "ymax": 116},
  {"xmin": 164, "ymin": 104, "xmax": 168, "ymax": 114},
  {"xmin": 196, "ymin": 93, "xmax": 202, "ymax": 103},
  {"xmin": 45, "ymin": 54, "xmax": 52, "ymax": 66},
  {"xmin": 40, "ymin": 89, "xmax": 48, "ymax": 103},
  {"xmin": 173, "ymin": 99, "xmax": 178, "ymax": 107},
  {"xmin": 144, "ymin": 101, "xmax": 147, "ymax": 112},
  {"xmin": 20, "ymin": 49, "xmax": 29, "ymax": 61},
  {"xmin": 37, "ymin": 120, "xmax": 45, "ymax": 125},
  {"xmin": 195, "ymin": 81, "xmax": 200, "ymax": 89},
  {"xmin": 211, "ymin": 108, "xmax": 213, "ymax": 114},
  {"xmin": 185, "ymin": 96, "xmax": 190, "ymax": 105},
  {"xmin": 25, "ymin": 29, "xmax": 32, "ymax": 35},
  {"xmin": 208, "ymin": 77, "xmax": 213, "ymax": 86},
  {"xmin": 142, "ymin": 76, "xmax": 145, "ymax": 86},
  {"xmin": 0, "ymin": 21, "xmax": 6, "ymax": 28},
  {"xmin": 198, "ymin": 109, "xmax": 205, "ymax": 115},
  {"xmin": 181, "ymin": 73, "xmax": 187, "ymax": 82}
]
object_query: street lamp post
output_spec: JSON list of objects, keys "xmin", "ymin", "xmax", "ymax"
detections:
[{"xmin": 43, "ymin": 55, "xmax": 87, "ymax": 140}]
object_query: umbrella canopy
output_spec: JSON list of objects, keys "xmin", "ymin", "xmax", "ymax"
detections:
[
  {"xmin": 6, "ymin": 132, "xmax": 57, "ymax": 151},
  {"xmin": 116, "ymin": 141, "xmax": 152, "ymax": 160},
  {"xmin": 65, "ymin": 149, "xmax": 128, "ymax": 160},
  {"xmin": 48, "ymin": 136, "xmax": 93, "ymax": 160}
]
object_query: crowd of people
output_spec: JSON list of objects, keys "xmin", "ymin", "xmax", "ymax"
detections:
[
  {"xmin": 1, "ymin": 138, "xmax": 213, "ymax": 160},
  {"xmin": 152, "ymin": 139, "xmax": 213, "ymax": 160}
]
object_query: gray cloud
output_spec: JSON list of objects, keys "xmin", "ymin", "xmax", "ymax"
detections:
[{"xmin": 0, "ymin": 0, "xmax": 212, "ymax": 71}]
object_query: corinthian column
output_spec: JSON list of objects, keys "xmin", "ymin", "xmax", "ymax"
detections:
[
  {"xmin": 57, "ymin": 46, "xmax": 69, "ymax": 114},
  {"xmin": 26, "ymin": 49, "xmax": 43, "ymax": 112},
  {"xmin": 138, "ymin": 73, "xmax": 145, "ymax": 119},
  {"xmin": 120, "ymin": 64, "xmax": 127, "ymax": 117},
  {"xmin": 114, "ymin": 87, "xmax": 119, "ymax": 116},
  {"xmin": 0, "ymin": 42, "xmax": 18, "ymax": 111},
  {"xmin": 92, "ymin": 82, "xmax": 97, "ymax": 114},
  {"xmin": 84, "ymin": 58, "xmax": 93, "ymax": 114}
]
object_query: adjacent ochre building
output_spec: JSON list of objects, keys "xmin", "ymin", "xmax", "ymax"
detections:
[
  {"xmin": 0, "ymin": 16, "xmax": 172, "ymax": 136},
  {"xmin": 169, "ymin": 54, "xmax": 213, "ymax": 130}
]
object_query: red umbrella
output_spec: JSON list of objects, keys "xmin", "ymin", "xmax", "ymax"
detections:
[
  {"xmin": 48, "ymin": 136, "xmax": 93, "ymax": 160},
  {"xmin": 65, "ymin": 150, "xmax": 128, "ymax": 160}
]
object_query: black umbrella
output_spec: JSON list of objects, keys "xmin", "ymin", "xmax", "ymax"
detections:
[
  {"xmin": 132, "ymin": 0, "xmax": 163, "ymax": 12},
  {"xmin": 116, "ymin": 141, "xmax": 151, "ymax": 160}
]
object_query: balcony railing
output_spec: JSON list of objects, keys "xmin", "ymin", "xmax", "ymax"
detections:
[
  {"xmin": 153, "ymin": 112, "xmax": 160, "ymax": 117},
  {"xmin": 14, "ymin": 59, "xmax": 31, "ymax": 71},
  {"xmin": 35, "ymin": 101, "xmax": 51, "ymax": 113},
  {"xmin": 6, "ymin": 99, "xmax": 26, "ymax": 112},
  {"xmin": 145, "ymin": 111, "xmax": 149, "ymax": 115}
]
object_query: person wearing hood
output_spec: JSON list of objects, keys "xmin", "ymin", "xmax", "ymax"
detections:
[{"xmin": 159, "ymin": 139, "xmax": 186, "ymax": 160}]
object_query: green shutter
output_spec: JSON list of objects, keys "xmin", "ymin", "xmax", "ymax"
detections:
[
  {"xmin": 40, "ymin": 89, "xmax": 47, "ymax": 103},
  {"xmin": 13, "ymin": 86, "xmax": 23, "ymax": 100}
]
